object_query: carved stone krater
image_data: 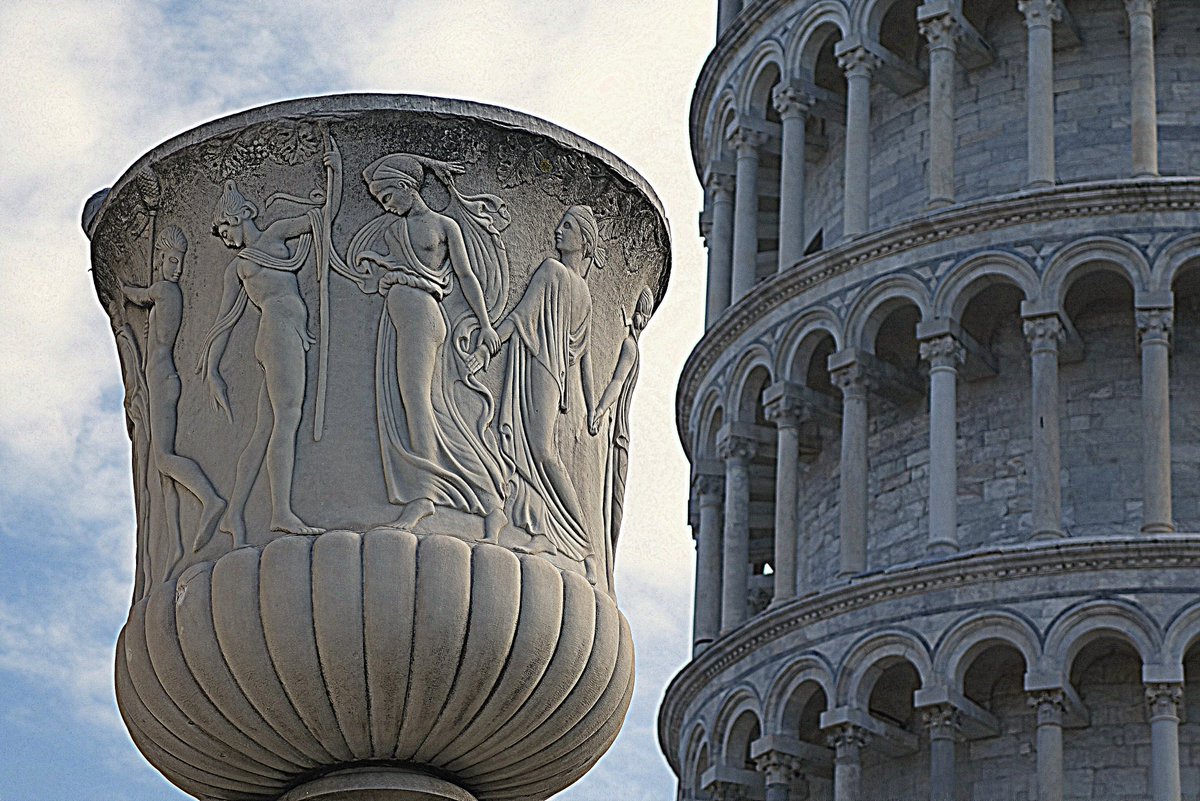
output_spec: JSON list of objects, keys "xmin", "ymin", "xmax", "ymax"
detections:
[{"xmin": 84, "ymin": 95, "xmax": 671, "ymax": 801}]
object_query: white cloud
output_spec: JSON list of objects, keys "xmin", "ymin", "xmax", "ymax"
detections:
[{"xmin": 0, "ymin": 1, "xmax": 712, "ymax": 797}]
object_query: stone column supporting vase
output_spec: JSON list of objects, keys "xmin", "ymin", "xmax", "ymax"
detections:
[{"xmin": 84, "ymin": 95, "xmax": 671, "ymax": 801}]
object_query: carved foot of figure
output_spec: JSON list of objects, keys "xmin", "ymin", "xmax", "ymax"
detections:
[
  {"xmin": 584, "ymin": 555, "xmax": 598, "ymax": 585},
  {"xmin": 270, "ymin": 511, "xmax": 326, "ymax": 536},
  {"xmin": 219, "ymin": 509, "xmax": 248, "ymax": 548},
  {"xmin": 191, "ymin": 497, "xmax": 228, "ymax": 552},
  {"xmin": 390, "ymin": 499, "xmax": 434, "ymax": 533},
  {"xmin": 482, "ymin": 508, "xmax": 508, "ymax": 543},
  {"xmin": 510, "ymin": 533, "xmax": 556, "ymax": 556}
]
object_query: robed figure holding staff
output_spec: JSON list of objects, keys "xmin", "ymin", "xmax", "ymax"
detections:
[{"xmin": 339, "ymin": 153, "xmax": 510, "ymax": 537}]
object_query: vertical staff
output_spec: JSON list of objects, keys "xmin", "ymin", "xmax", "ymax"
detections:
[{"xmin": 314, "ymin": 130, "xmax": 338, "ymax": 441}]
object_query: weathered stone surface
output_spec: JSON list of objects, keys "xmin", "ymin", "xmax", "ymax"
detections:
[{"xmin": 87, "ymin": 94, "xmax": 669, "ymax": 801}]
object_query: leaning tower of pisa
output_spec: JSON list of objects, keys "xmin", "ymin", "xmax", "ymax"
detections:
[{"xmin": 659, "ymin": 2, "xmax": 1200, "ymax": 800}]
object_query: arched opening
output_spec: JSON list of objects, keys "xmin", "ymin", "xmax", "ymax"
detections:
[
  {"xmin": 735, "ymin": 365, "xmax": 778, "ymax": 614},
  {"xmin": 1064, "ymin": 636, "xmax": 1148, "ymax": 798},
  {"xmin": 1169, "ymin": 261, "xmax": 1200, "ymax": 532},
  {"xmin": 955, "ymin": 281, "xmax": 1029, "ymax": 550},
  {"xmin": 745, "ymin": 61, "xmax": 784, "ymax": 284},
  {"xmin": 958, "ymin": 642, "xmax": 1035, "ymax": 798},
  {"xmin": 861, "ymin": 657, "xmax": 925, "ymax": 797},
  {"xmin": 726, "ymin": 709, "xmax": 763, "ymax": 771},
  {"xmin": 1181, "ymin": 638, "xmax": 1200, "ymax": 799},
  {"xmin": 689, "ymin": 742, "xmax": 710, "ymax": 801},
  {"xmin": 780, "ymin": 679, "xmax": 831, "ymax": 797},
  {"xmin": 803, "ymin": 26, "xmax": 847, "ymax": 253},
  {"xmin": 1060, "ymin": 267, "xmax": 1138, "ymax": 538},
  {"xmin": 863, "ymin": 299, "xmax": 924, "ymax": 569},
  {"xmin": 786, "ymin": 329, "xmax": 839, "ymax": 588}
]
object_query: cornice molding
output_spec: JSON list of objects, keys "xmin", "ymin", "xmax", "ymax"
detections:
[
  {"xmin": 676, "ymin": 178, "xmax": 1200, "ymax": 456},
  {"xmin": 658, "ymin": 534, "xmax": 1200, "ymax": 771}
]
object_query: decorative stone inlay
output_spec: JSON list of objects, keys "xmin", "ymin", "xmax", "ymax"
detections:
[{"xmin": 920, "ymin": 334, "xmax": 966, "ymax": 370}]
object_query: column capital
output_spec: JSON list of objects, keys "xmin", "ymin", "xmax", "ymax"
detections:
[
  {"xmin": 763, "ymin": 381, "xmax": 808, "ymax": 428},
  {"xmin": 1124, "ymin": 0, "xmax": 1156, "ymax": 19},
  {"xmin": 771, "ymin": 83, "xmax": 816, "ymax": 121},
  {"xmin": 1023, "ymin": 314, "xmax": 1065, "ymax": 353},
  {"xmin": 708, "ymin": 781, "xmax": 749, "ymax": 801},
  {"xmin": 727, "ymin": 126, "xmax": 766, "ymax": 156},
  {"xmin": 699, "ymin": 209, "xmax": 714, "ymax": 241},
  {"xmin": 825, "ymin": 722, "xmax": 871, "ymax": 754},
  {"xmin": 705, "ymin": 170, "xmax": 736, "ymax": 197},
  {"xmin": 919, "ymin": 333, "xmax": 966, "ymax": 371},
  {"xmin": 1027, "ymin": 688, "xmax": 1066, "ymax": 725},
  {"xmin": 837, "ymin": 45, "xmax": 881, "ymax": 80},
  {"xmin": 1136, "ymin": 308, "xmax": 1173, "ymax": 346},
  {"xmin": 919, "ymin": 12, "xmax": 961, "ymax": 52},
  {"xmin": 753, "ymin": 749, "xmax": 803, "ymax": 784},
  {"xmin": 922, "ymin": 703, "xmax": 961, "ymax": 739},
  {"xmin": 829, "ymin": 361, "xmax": 868, "ymax": 399},
  {"xmin": 692, "ymin": 472, "xmax": 726, "ymax": 503},
  {"xmin": 1145, "ymin": 682, "xmax": 1183, "ymax": 721},
  {"xmin": 1018, "ymin": 0, "xmax": 1063, "ymax": 28},
  {"xmin": 718, "ymin": 430, "xmax": 758, "ymax": 463}
]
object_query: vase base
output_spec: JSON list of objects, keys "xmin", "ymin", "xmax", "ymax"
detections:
[{"xmin": 279, "ymin": 768, "xmax": 478, "ymax": 801}]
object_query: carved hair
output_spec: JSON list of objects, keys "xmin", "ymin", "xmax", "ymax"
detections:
[
  {"xmin": 155, "ymin": 225, "xmax": 188, "ymax": 255},
  {"xmin": 563, "ymin": 205, "xmax": 606, "ymax": 271},
  {"xmin": 363, "ymin": 153, "xmax": 424, "ymax": 193},
  {"xmin": 212, "ymin": 180, "xmax": 258, "ymax": 227}
]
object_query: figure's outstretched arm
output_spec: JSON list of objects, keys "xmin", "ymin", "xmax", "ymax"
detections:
[
  {"xmin": 580, "ymin": 345, "xmax": 597, "ymax": 424},
  {"xmin": 590, "ymin": 337, "xmax": 637, "ymax": 435}
]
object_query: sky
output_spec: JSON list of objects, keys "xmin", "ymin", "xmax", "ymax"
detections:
[{"xmin": 0, "ymin": 2, "xmax": 711, "ymax": 800}]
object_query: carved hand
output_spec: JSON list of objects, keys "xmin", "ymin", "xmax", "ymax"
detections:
[
  {"xmin": 465, "ymin": 345, "xmax": 491, "ymax": 375},
  {"xmin": 323, "ymin": 144, "xmax": 342, "ymax": 174},
  {"xmin": 479, "ymin": 325, "xmax": 501, "ymax": 356},
  {"xmin": 588, "ymin": 413, "xmax": 602, "ymax": 436}
]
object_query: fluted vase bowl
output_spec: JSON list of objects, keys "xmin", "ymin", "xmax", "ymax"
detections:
[{"xmin": 86, "ymin": 95, "xmax": 670, "ymax": 801}]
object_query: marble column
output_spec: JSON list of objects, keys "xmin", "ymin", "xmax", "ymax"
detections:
[
  {"xmin": 1146, "ymin": 683, "xmax": 1183, "ymax": 801},
  {"xmin": 720, "ymin": 432, "xmax": 757, "ymax": 632},
  {"xmin": 706, "ymin": 172, "xmax": 736, "ymax": 325},
  {"xmin": 831, "ymin": 362, "xmax": 868, "ymax": 576},
  {"xmin": 920, "ymin": 12, "xmax": 961, "ymax": 208},
  {"xmin": 1028, "ymin": 690, "xmax": 1065, "ymax": 801},
  {"xmin": 921, "ymin": 334, "xmax": 965, "ymax": 555},
  {"xmin": 827, "ymin": 724, "xmax": 870, "ymax": 801},
  {"xmin": 693, "ymin": 475, "xmax": 725, "ymax": 654},
  {"xmin": 730, "ymin": 128, "xmax": 766, "ymax": 303},
  {"xmin": 765, "ymin": 386, "xmax": 804, "ymax": 605},
  {"xmin": 773, "ymin": 84, "xmax": 814, "ymax": 272},
  {"xmin": 923, "ymin": 705, "xmax": 960, "ymax": 801},
  {"xmin": 1023, "ymin": 316, "xmax": 1064, "ymax": 539},
  {"xmin": 838, "ymin": 46, "xmax": 880, "ymax": 238},
  {"xmin": 1125, "ymin": 0, "xmax": 1159, "ymax": 178},
  {"xmin": 1137, "ymin": 309, "xmax": 1174, "ymax": 533},
  {"xmin": 755, "ymin": 750, "xmax": 801, "ymax": 801},
  {"xmin": 1019, "ymin": 0, "xmax": 1061, "ymax": 188}
]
